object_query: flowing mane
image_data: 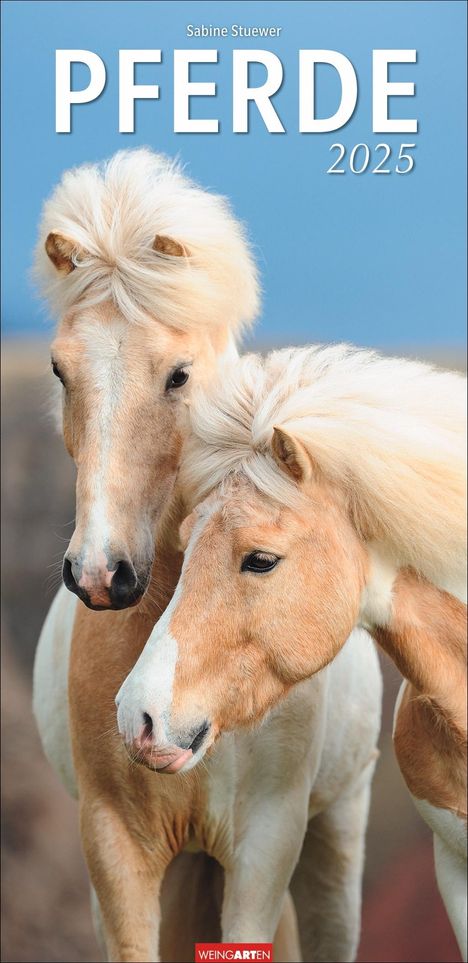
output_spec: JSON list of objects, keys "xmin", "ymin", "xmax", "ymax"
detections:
[
  {"xmin": 34, "ymin": 148, "xmax": 259, "ymax": 335},
  {"xmin": 184, "ymin": 344, "xmax": 467, "ymax": 592}
]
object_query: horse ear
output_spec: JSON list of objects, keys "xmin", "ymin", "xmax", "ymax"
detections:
[
  {"xmin": 271, "ymin": 427, "xmax": 313, "ymax": 483},
  {"xmin": 153, "ymin": 235, "xmax": 188, "ymax": 258},
  {"xmin": 45, "ymin": 232, "xmax": 84, "ymax": 275}
]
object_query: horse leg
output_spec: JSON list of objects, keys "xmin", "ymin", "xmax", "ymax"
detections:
[
  {"xmin": 434, "ymin": 833, "xmax": 467, "ymax": 962},
  {"xmin": 80, "ymin": 798, "xmax": 167, "ymax": 963},
  {"xmin": 221, "ymin": 800, "xmax": 308, "ymax": 953},
  {"xmin": 273, "ymin": 890, "xmax": 303, "ymax": 963},
  {"xmin": 161, "ymin": 851, "xmax": 301, "ymax": 962},
  {"xmin": 291, "ymin": 767, "xmax": 375, "ymax": 963}
]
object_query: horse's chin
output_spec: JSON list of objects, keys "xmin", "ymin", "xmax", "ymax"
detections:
[
  {"xmin": 80, "ymin": 595, "xmax": 143, "ymax": 612},
  {"xmin": 127, "ymin": 746, "xmax": 194, "ymax": 775}
]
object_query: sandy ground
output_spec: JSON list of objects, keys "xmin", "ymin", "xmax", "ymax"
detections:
[{"xmin": 1, "ymin": 339, "xmax": 463, "ymax": 963}]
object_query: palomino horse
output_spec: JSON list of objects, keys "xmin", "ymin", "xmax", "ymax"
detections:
[
  {"xmin": 117, "ymin": 345, "xmax": 467, "ymax": 961},
  {"xmin": 34, "ymin": 151, "xmax": 379, "ymax": 960},
  {"xmin": 33, "ymin": 147, "xmax": 258, "ymax": 612},
  {"xmin": 40, "ymin": 582, "xmax": 381, "ymax": 961},
  {"xmin": 33, "ymin": 153, "xmax": 381, "ymax": 962},
  {"xmin": 31, "ymin": 147, "xmax": 281, "ymax": 959}
]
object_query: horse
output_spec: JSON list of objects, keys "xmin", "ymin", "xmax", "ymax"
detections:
[
  {"xmin": 33, "ymin": 152, "xmax": 381, "ymax": 963},
  {"xmin": 31, "ymin": 146, "xmax": 279, "ymax": 960},
  {"xmin": 116, "ymin": 344, "xmax": 467, "ymax": 961},
  {"xmin": 34, "ymin": 150, "xmax": 379, "ymax": 960},
  {"xmin": 33, "ymin": 147, "xmax": 258, "ymax": 614}
]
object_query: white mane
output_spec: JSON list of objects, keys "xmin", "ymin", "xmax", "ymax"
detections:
[
  {"xmin": 34, "ymin": 148, "xmax": 259, "ymax": 336},
  {"xmin": 184, "ymin": 344, "xmax": 467, "ymax": 591}
]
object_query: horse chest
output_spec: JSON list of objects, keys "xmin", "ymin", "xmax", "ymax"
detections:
[{"xmin": 179, "ymin": 716, "xmax": 321, "ymax": 868}]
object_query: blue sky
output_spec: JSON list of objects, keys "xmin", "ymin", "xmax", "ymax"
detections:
[{"xmin": 1, "ymin": 0, "xmax": 466, "ymax": 348}]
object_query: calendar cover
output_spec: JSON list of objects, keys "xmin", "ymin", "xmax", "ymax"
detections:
[{"xmin": 1, "ymin": 3, "xmax": 466, "ymax": 962}]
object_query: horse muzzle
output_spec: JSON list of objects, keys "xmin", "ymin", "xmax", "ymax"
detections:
[
  {"xmin": 62, "ymin": 552, "xmax": 150, "ymax": 610},
  {"xmin": 117, "ymin": 704, "xmax": 211, "ymax": 774}
]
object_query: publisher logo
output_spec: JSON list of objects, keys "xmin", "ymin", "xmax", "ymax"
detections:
[{"xmin": 195, "ymin": 943, "xmax": 273, "ymax": 962}]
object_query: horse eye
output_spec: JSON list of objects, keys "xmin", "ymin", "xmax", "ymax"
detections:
[
  {"xmin": 165, "ymin": 366, "xmax": 190, "ymax": 391},
  {"xmin": 51, "ymin": 360, "xmax": 65, "ymax": 385},
  {"xmin": 241, "ymin": 552, "xmax": 281, "ymax": 574}
]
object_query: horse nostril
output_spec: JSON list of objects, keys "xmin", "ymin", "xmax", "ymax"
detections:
[
  {"xmin": 113, "ymin": 559, "xmax": 137, "ymax": 588},
  {"xmin": 109, "ymin": 559, "xmax": 139, "ymax": 608},
  {"xmin": 189, "ymin": 721, "xmax": 210, "ymax": 754},
  {"xmin": 62, "ymin": 556, "xmax": 79, "ymax": 592},
  {"xmin": 62, "ymin": 556, "xmax": 73, "ymax": 584},
  {"xmin": 142, "ymin": 712, "xmax": 153, "ymax": 741}
]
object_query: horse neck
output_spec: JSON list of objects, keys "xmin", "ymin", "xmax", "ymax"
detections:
[{"xmin": 141, "ymin": 332, "xmax": 241, "ymax": 618}]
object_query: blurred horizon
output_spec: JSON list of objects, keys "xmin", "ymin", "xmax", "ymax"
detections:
[{"xmin": 2, "ymin": 334, "xmax": 466, "ymax": 372}]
